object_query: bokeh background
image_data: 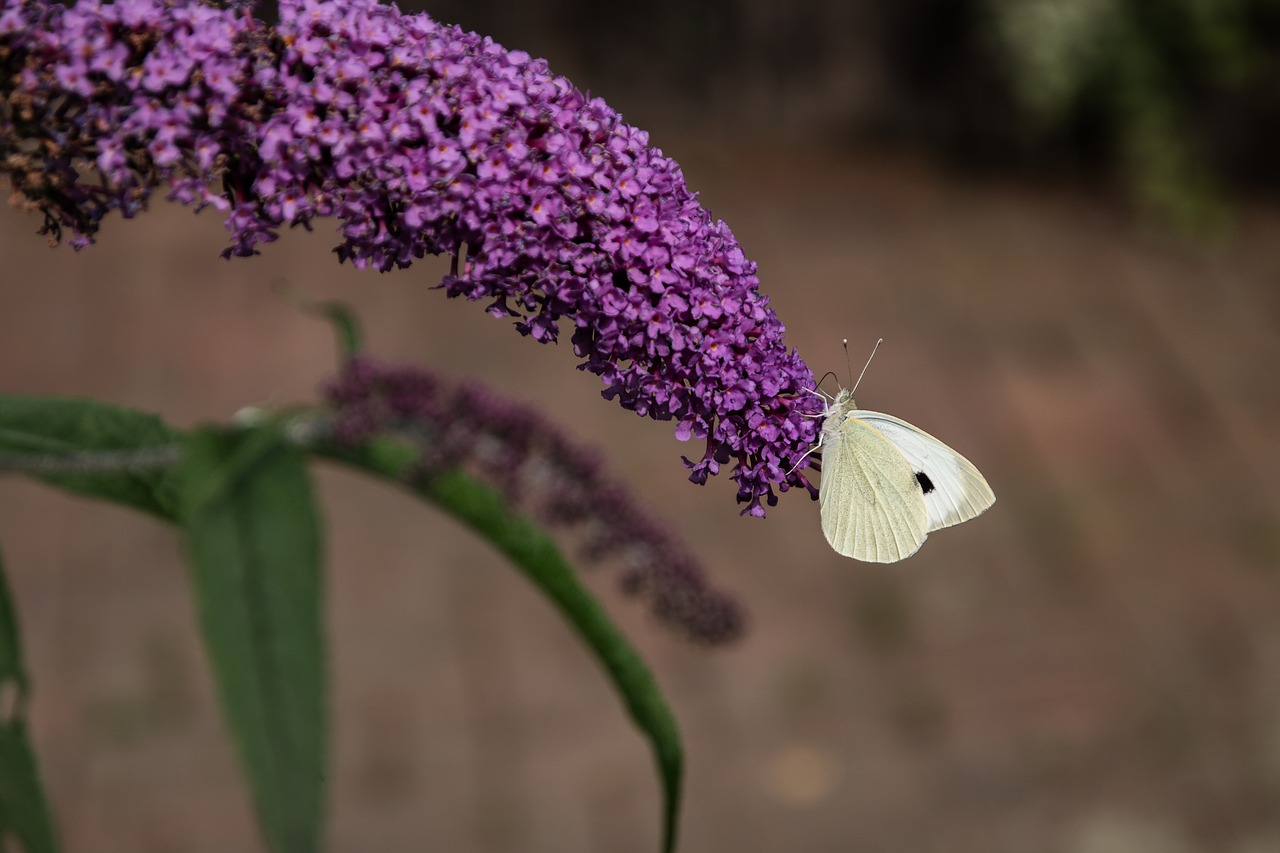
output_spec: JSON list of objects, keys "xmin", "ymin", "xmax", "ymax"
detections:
[{"xmin": 3, "ymin": 1, "xmax": 1280, "ymax": 850}]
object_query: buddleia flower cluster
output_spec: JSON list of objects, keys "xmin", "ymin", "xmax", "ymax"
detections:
[
  {"xmin": 324, "ymin": 356, "xmax": 745, "ymax": 643},
  {"xmin": 0, "ymin": 0, "xmax": 825, "ymax": 515}
]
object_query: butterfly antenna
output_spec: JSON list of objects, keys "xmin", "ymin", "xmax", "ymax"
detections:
[{"xmin": 849, "ymin": 337, "xmax": 882, "ymax": 395}]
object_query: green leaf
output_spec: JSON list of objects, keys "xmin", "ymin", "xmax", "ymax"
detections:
[
  {"xmin": 278, "ymin": 288, "xmax": 362, "ymax": 362},
  {"xmin": 314, "ymin": 301, "xmax": 362, "ymax": 363},
  {"xmin": 0, "ymin": 723, "xmax": 60, "ymax": 853},
  {"xmin": 0, "ymin": 548, "xmax": 60, "ymax": 853},
  {"xmin": 0, "ymin": 546, "xmax": 26, "ymax": 694},
  {"xmin": 432, "ymin": 470, "xmax": 684, "ymax": 853},
  {"xmin": 0, "ymin": 395, "xmax": 182, "ymax": 519},
  {"xmin": 319, "ymin": 441, "xmax": 684, "ymax": 853},
  {"xmin": 180, "ymin": 426, "xmax": 326, "ymax": 853}
]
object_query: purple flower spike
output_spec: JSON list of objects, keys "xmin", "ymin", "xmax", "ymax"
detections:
[
  {"xmin": 324, "ymin": 356, "xmax": 744, "ymax": 644},
  {"xmin": 0, "ymin": 0, "xmax": 825, "ymax": 514}
]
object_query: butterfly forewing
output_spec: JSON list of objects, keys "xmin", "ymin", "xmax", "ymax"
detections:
[{"xmin": 852, "ymin": 412, "xmax": 995, "ymax": 532}]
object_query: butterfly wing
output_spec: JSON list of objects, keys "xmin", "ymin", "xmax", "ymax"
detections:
[
  {"xmin": 819, "ymin": 414, "xmax": 930, "ymax": 563},
  {"xmin": 851, "ymin": 411, "xmax": 995, "ymax": 532}
]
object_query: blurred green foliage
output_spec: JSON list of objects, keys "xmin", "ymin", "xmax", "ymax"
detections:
[
  {"xmin": 986, "ymin": 0, "xmax": 1280, "ymax": 231},
  {"xmin": 417, "ymin": 0, "xmax": 1280, "ymax": 231}
]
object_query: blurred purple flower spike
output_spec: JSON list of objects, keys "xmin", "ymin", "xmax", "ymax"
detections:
[
  {"xmin": 325, "ymin": 356, "xmax": 745, "ymax": 643},
  {"xmin": 0, "ymin": 0, "xmax": 824, "ymax": 514}
]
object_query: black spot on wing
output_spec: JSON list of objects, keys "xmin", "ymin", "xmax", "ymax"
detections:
[{"xmin": 915, "ymin": 471, "xmax": 935, "ymax": 494}]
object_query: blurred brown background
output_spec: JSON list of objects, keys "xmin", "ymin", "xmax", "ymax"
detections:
[{"xmin": 3, "ymin": 1, "xmax": 1280, "ymax": 851}]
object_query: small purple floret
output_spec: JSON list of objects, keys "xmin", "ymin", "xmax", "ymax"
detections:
[{"xmin": 0, "ymin": 0, "xmax": 825, "ymax": 514}]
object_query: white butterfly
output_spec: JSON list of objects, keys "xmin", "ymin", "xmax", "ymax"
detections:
[{"xmin": 814, "ymin": 341, "xmax": 995, "ymax": 563}]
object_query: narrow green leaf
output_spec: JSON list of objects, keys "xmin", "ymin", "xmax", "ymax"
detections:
[
  {"xmin": 431, "ymin": 470, "xmax": 684, "ymax": 853},
  {"xmin": 278, "ymin": 288, "xmax": 363, "ymax": 362},
  {"xmin": 0, "ymin": 723, "xmax": 60, "ymax": 853},
  {"xmin": 319, "ymin": 441, "xmax": 683, "ymax": 853},
  {"xmin": 0, "ymin": 546, "xmax": 26, "ymax": 693},
  {"xmin": 0, "ymin": 395, "xmax": 182, "ymax": 519},
  {"xmin": 315, "ymin": 302, "xmax": 362, "ymax": 362},
  {"xmin": 0, "ymin": 548, "xmax": 60, "ymax": 853},
  {"xmin": 180, "ymin": 426, "xmax": 326, "ymax": 853}
]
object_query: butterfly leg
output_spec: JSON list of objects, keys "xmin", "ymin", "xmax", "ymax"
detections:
[{"xmin": 786, "ymin": 433, "xmax": 824, "ymax": 475}]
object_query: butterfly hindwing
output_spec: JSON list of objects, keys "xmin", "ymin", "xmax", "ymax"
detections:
[{"xmin": 820, "ymin": 407, "xmax": 930, "ymax": 563}]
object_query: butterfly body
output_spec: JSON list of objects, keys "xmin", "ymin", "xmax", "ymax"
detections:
[{"xmin": 818, "ymin": 387, "xmax": 994, "ymax": 563}]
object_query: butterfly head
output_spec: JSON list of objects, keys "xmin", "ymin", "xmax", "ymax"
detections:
[
  {"xmin": 830, "ymin": 386, "xmax": 856, "ymax": 409},
  {"xmin": 823, "ymin": 386, "xmax": 859, "ymax": 431}
]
